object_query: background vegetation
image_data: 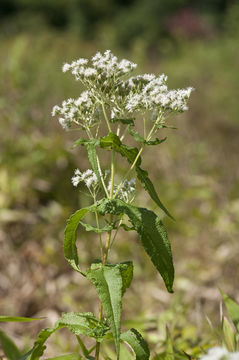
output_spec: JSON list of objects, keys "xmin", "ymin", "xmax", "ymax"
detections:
[{"xmin": 0, "ymin": 0, "xmax": 239, "ymax": 358}]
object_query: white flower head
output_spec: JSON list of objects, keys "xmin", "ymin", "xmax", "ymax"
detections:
[
  {"xmin": 72, "ymin": 169, "xmax": 98, "ymax": 189},
  {"xmin": 200, "ymin": 347, "xmax": 239, "ymax": 360}
]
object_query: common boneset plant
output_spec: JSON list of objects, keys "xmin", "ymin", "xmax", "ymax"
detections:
[
  {"xmin": 51, "ymin": 50, "xmax": 193, "ymax": 359},
  {"xmin": 0, "ymin": 50, "xmax": 193, "ymax": 360}
]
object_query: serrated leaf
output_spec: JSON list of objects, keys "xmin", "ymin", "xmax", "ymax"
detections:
[
  {"xmin": 220, "ymin": 289, "xmax": 239, "ymax": 332},
  {"xmin": 86, "ymin": 262, "xmax": 133, "ymax": 359},
  {"xmin": 64, "ymin": 198, "xmax": 174, "ymax": 292},
  {"xmin": 222, "ymin": 316, "xmax": 236, "ymax": 352},
  {"xmin": 0, "ymin": 329, "xmax": 21, "ymax": 360},
  {"xmin": 99, "ymin": 133, "xmax": 173, "ymax": 219},
  {"xmin": 0, "ymin": 316, "xmax": 41, "ymax": 322},
  {"xmin": 120, "ymin": 328, "xmax": 150, "ymax": 360},
  {"xmin": 64, "ymin": 207, "xmax": 91, "ymax": 274},
  {"xmin": 96, "ymin": 198, "xmax": 174, "ymax": 293},
  {"xmin": 58, "ymin": 312, "xmax": 109, "ymax": 341},
  {"xmin": 29, "ymin": 312, "xmax": 109, "ymax": 360}
]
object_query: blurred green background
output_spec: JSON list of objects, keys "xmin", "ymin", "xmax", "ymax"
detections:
[{"xmin": 0, "ymin": 0, "xmax": 239, "ymax": 357}]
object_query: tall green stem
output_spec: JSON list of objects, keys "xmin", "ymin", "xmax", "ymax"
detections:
[
  {"xmin": 95, "ymin": 143, "xmax": 116, "ymax": 360},
  {"xmin": 102, "ymin": 102, "xmax": 112, "ymax": 132}
]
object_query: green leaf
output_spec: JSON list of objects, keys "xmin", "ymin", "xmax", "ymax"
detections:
[
  {"xmin": 64, "ymin": 198, "xmax": 174, "ymax": 292},
  {"xmin": 86, "ymin": 262, "xmax": 133, "ymax": 359},
  {"xmin": 0, "ymin": 329, "xmax": 21, "ymax": 360},
  {"xmin": 127, "ymin": 126, "xmax": 166, "ymax": 146},
  {"xmin": 96, "ymin": 198, "xmax": 174, "ymax": 293},
  {"xmin": 0, "ymin": 316, "xmax": 41, "ymax": 322},
  {"xmin": 58, "ymin": 312, "xmax": 109, "ymax": 341},
  {"xmin": 45, "ymin": 355, "xmax": 82, "ymax": 360},
  {"xmin": 72, "ymin": 138, "xmax": 104, "ymax": 191},
  {"xmin": 136, "ymin": 167, "xmax": 174, "ymax": 220},
  {"xmin": 86, "ymin": 140, "xmax": 104, "ymax": 191},
  {"xmin": 222, "ymin": 316, "xmax": 236, "ymax": 352},
  {"xmin": 100, "ymin": 133, "xmax": 141, "ymax": 166},
  {"xmin": 100, "ymin": 133, "xmax": 173, "ymax": 219},
  {"xmin": 110, "ymin": 118, "xmax": 135, "ymax": 126},
  {"xmin": 165, "ymin": 326, "xmax": 174, "ymax": 360},
  {"xmin": 79, "ymin": 222, "xmax": 113, "ymax": 233},
  {"xmin": 120, "ymin": 328, "xmax": 150, "ymax": 360},
  {"xmin": 64, "ymin": 207, "xmax": 91, "ymax": 274},
  {"xmin": 220, "ymin": 289, "xmax": 239, "ymax": 332},
  {"xmin": 29, "ymin": 312, "xmax": 109, "ymax": 360}
]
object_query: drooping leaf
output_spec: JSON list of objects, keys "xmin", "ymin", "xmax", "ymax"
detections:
[
  {"xmin": 99, "ymin": 133, "xmax": 173, "ymax": 219},
  {"xmin": 0, "ymin": 329, "xmax": 21, "ymax": 360},
  {"xmin": 86, "ymin": 262, "xmax": 133, "ymax": 359},
  {"xmin": 220, "ymin": 289, "xmax": 239, "ymax": 332},
  {"xmin": 64, "ymin": 198, "xmax": 174, "ymax": 292},
  {"xmin": 96, "ymin": 198, "xmax": 174, "ymax": 293},
  {"xmin": 136, "ymin": 167, "xmax": 174, "ymax": 220},
  {"xmin": 64, "ymin": 207, "xmax": 91, "ymax": 275},
  {"xmin": 120, "ymin": 328, "xmax": 150, "ymax": 360},
  {"xmin": 0, "ymin": 316, "xmax": 41, "ymax": 322},
  {"xmin": 29, "ymin": 312, "xmax": 109, "ymax": 360}
]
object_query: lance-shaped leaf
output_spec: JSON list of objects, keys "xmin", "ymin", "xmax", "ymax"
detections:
[
  {"xmin": 79, "ymin": 222, "xmax": 113, "ymax": 233},
  {"xmin": 110, "ymin": 118, "xmax": 135, "ymax": 126},
  {"xmin": 45, "ymin": 355, "xmax": 82, "ymax": 360},
  {"xmin": 127, "ymin": 126, "xmax": 166, "ymax": 146},
  {"xmin": 136, "ymin": 167, "xmax": 174, "ymax": 220},
  {"xmin": 86, "ymin": 262, "xmax": 133, "ymax": 359},
  {"xmin": 99, "ymin": 133, "xmax": 173, "ymax": 219},
  {"xmin": 72, "ymin": 138, "xmax": 104, "ymax": 191},
  {"xmin": 220, "ymin": 289, "xmax": 239, "ymax": 332},
  {"xmin": 64, "ymin": 207, "xmax": 92, "ymax": 274},
  {"xmin": 96, "ymin": 198, "xmax": 174, "ymax": 293},
  {"xmin": 121, "ymin": 328, "xmax": 150, "ymax": 360},
  {"xmin": 0, "ymin": 316, "xmax": 41, "ymax": 322},
  {"xmin": 0, "ymin": 329, "xmax": 21, "ymax": 360},
  {"xmin": 29, "ymin": 312, "xmax": 109, "ymax": 360},
  {"xmin": 64, "ymin": 204, "xmax": 114, "ymax": 273}
]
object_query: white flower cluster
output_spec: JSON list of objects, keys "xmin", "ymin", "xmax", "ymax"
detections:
[
  {"xmin": 52, "ymin": 91, "xmax": 100, "ymax": 130},
  {"xmin": 72, "ymin": 169, "xmax": 97, "ymax": 189},
  {"xmin": 118, "ymin": 73, "xmax": 194, "ymax": 115},
  {"xmin": 52, "ymin": 50, "xmax": 193, "ymax": 131},
  {"xmin": 200, "ymin": 347, "xmax": 239, "ymax": 360},
  {"xmin": 108, "ymin": 178, "xmax": 136, "ymax": 203},
  {"xmin": 63, "ymin": 50, "xmax": 137, "ymax": 83}
]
